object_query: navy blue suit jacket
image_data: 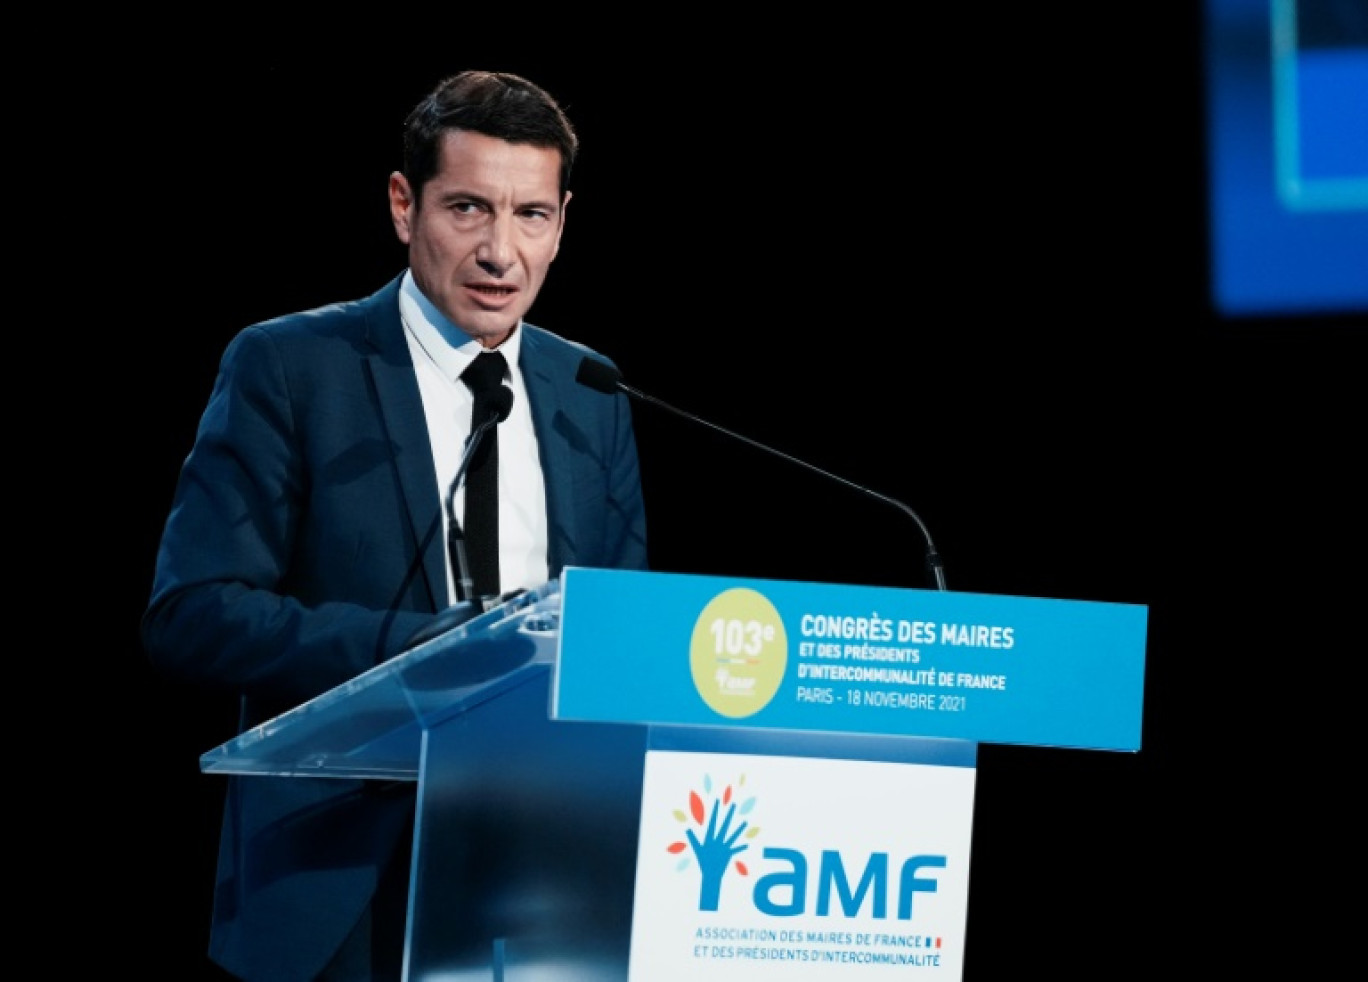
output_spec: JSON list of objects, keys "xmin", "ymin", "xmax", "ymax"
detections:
[{"xmin": 143, "ymin": 273, "xmax": 648, "ymax": 980}]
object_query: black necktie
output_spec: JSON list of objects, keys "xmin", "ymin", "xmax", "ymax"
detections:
[{"xmin": 459, "ymin": 350, "xmax": 508, "ymax": 599}]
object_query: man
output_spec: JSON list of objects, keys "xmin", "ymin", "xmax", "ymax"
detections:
[{"xmin": 142, "ymin": 70, "xmax": 648, "ymax": 981}]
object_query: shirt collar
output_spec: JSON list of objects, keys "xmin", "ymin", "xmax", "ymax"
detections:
[{"xmin": 398, "ymin": 269, "xmax": 522, "ymax": 381}]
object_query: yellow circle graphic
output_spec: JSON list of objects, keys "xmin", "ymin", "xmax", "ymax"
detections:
[{"xmin": 690, "ymin": 588, "xmax": 788, "ymax": 718}]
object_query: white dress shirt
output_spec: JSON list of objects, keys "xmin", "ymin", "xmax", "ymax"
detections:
[{"xmin": 398, "ymin": 270, "xmax": 549, "ymax": 603}]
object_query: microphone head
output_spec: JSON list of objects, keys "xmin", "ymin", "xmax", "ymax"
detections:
[
  {"xmin": 488, "ymin": 385, "xmax": 514, "ymax": 423},
  {"xmin": 576, "ymin": 356, "xmax": 623, "ymax": 394}
]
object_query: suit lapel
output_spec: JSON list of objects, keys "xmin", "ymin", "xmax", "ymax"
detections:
[
  {"xmin": 361, "ymin": 278, "xmax": 446, "ymax": 611},
  {"xmin": 519, "ymin": 329, "xmax": 574, "ymax": 575}
]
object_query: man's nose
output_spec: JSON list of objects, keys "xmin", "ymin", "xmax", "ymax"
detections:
[{"xmin": 476, "ymin": 215, "xmax": 516, "ymax": 275}]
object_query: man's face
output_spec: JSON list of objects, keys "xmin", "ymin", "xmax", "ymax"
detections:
[{"xmin": 390, "ymin": 129, "xmax": 568, "ymax": 348}]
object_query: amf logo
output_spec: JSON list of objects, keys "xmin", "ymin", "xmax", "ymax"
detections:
[{"xmin": 665, "ymin": 768, "xmax": 947, "ymax": 921}]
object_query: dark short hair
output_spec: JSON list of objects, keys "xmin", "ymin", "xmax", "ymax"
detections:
[{"xmin": 402, "ymin": 70, "xmax": 578, "ymax": 205}]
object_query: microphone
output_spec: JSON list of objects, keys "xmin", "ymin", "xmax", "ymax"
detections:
[
  {"xmin": 576, "ymin": 357, "xmax": 948, "ymax": 590},
  {"xmin": 446, "ymin": 385, "xmax": 515, "ymax": 604},
  {"xmin": 402, "ymin": 386, "xmax": 517, "ymax": 650}
]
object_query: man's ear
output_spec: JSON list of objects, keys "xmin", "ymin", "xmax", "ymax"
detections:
[
  {"xmin": 551, "ymin": 190, "xmax": 572, "ymax": 260},
  {"xmin": 389, "ymin": 172, "xmax": 415, "ymax": 244}
]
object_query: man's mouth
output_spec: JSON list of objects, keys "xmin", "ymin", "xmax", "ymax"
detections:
[{"xmin": 469, "ymin": 283, "xmax": 516, "ymax": 297}]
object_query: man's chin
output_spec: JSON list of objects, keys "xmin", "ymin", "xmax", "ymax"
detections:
[{"xmin": 458, "ymin": 311, "xmax": 522, "ymax": 347}]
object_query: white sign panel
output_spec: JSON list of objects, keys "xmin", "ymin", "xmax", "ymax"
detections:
[{"xmin": 628, "ymin": 749, "xmax": 976, "ymax": 980}]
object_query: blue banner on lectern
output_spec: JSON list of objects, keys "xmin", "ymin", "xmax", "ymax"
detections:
[{"xmin": 553, "ymin": 567, "xmax": 1147, "ymax": 751}]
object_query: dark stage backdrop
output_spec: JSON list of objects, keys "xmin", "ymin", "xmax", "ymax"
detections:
[{"xmin": 91, "ymin": 8, "xmax": 1362, "ymax": 980}]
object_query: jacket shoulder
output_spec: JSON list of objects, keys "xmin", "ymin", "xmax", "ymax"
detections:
[
  {"xmin": 226, "ymin": 276, "xmax": 405, "ymax": 358},
  {"xmin": 520, "ymin": 322, "xmax": 619, "ymax": 370}
]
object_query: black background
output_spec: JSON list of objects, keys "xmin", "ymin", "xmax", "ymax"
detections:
[{"xmin": 83, "ymin": 8, "xmax": 1362, "ymax": 979}]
